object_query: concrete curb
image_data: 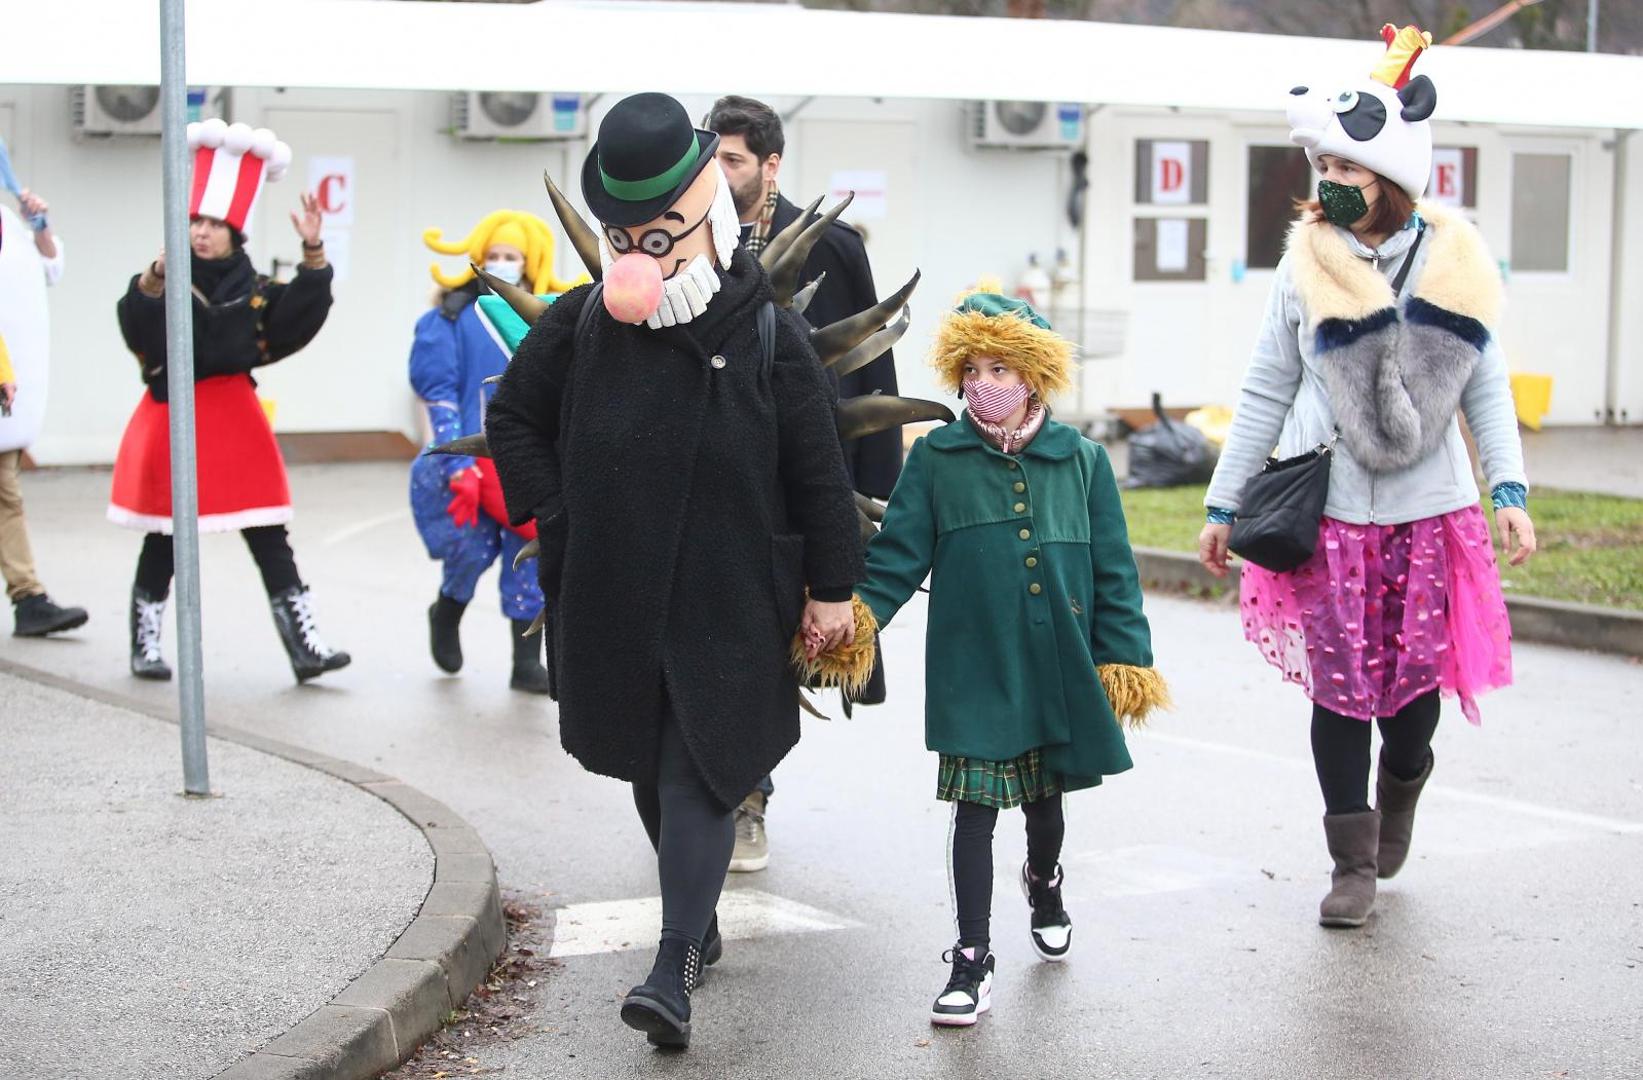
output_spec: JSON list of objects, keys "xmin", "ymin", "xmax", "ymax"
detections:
[
  {"xmin": 0, "ymin": 659, "xmax": 506, "ymax": 1080},
  {"xmin": 1133, "ymin": 546, "xmax": 1643, "ymax": 659}
]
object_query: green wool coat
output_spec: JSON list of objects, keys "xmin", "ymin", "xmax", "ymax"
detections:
[{"xmin": 856, "ymin": 414, "xmax": 1153, "ymax": 790}]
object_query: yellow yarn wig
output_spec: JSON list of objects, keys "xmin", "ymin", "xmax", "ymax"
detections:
[
  {"xmin": 929, "ymin": 292, "xmax": 1076, "ymax": 402},
  {"xmin": 423, "ymin": 210, "xmax": 586, "ymax": 294}
]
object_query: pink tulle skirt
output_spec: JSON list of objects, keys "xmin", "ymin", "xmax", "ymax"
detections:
[{"xmin": 1239, "ymin": 506, "xmax": 1512, "ymax": 725}]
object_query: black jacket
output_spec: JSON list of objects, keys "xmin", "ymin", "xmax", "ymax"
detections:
[
  {"xmin": 764, "ymin": 194, "xmax": 903, "ymax": 499},
  {"xmin": 116, "ymin": 253, "xmax": 333, "ymax": 403},
  {"xmin": 485, "ymin": 248, "xmax": 863, "ymax": 808}
]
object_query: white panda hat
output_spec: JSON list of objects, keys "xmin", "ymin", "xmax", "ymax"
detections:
[{"xmin": 1287, "ymin": 25, "xmax": 1437, "ymax": 201}]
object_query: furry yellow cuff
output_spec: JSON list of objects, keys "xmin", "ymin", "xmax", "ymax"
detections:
[
  {"xmin": 1098, "ymin": 664, "xmax": 1172, "ymax": 729},
  {"xmin": 789, "ymin": 595, "xmax": 878, "ymax": 700}
]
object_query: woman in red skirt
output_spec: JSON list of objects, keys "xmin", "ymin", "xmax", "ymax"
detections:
[{"xmin": 110, "ymin": 119, "xmax": 348, "ymax": 683}]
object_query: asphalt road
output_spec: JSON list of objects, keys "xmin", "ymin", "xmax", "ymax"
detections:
[{"xmin": 8, "ymin": 462, "xmax": 1642, "ymax": 1079}]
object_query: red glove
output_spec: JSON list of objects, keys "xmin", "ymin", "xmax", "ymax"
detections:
[
  {"xmin": 476, "ymin": 460, "xmax": 536, "ymax": 540},
  {"xmin": 446, "ymin": 468, "xmax": 481, "ymax": 528}
]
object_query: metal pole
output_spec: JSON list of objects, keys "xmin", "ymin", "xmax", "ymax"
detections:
[
  {"xmin": 1588, "ymin": 0, "xmax": 1599, "ymax": 52},
  {"xmin": 160, "ymin": 0, "xmax": 210, "ymax": 795}
]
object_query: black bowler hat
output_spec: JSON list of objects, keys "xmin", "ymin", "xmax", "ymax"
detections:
[{"xmin": 581, "ymin": 93, "xmax": 721, "ymax": 228}]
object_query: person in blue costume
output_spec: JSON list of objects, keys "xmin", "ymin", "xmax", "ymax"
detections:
[{"xmin": 409, "ymin": 210, "xmax": 584, "ymax": 693}]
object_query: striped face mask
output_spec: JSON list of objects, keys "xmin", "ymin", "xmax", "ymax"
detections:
[{"xmin": 963, "ymin": 378, "xmax": 1031, "ymax": 423}]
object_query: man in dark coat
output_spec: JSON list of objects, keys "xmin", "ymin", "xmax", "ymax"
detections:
[
  {"xmin": 707, "ymin": 95, "xmax": 899, "ymax": 871},
  {"xmin": 484, "ymin": 92, "xmax": 862, "ymax": 1050}
]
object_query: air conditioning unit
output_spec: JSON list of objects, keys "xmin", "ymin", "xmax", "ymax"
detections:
[
  {"xmin": 970, "ymin": 101, "xmax": 1084, "ymax": 151},
  {"xmin": 71, "ymin": 85, "xmax": 224, "ymax": 137},
  {"xmin": 452, "ymin": 92, "xmax": 586, "ymax": 140}
]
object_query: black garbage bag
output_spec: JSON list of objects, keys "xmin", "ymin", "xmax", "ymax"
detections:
[{"xmin": 1124, "ymin": 393, "xmax": 1218, "ymax": 488}]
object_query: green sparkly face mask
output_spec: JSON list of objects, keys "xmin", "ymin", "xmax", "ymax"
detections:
[{"xmin": 1317, "ymin": 179, "xmax": 1370, "ymax": 228}]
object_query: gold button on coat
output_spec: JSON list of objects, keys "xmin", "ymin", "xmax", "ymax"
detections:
[
  {"xmin": 1029, "ymin": 583, "xmax": 1042, "ymax": 595},
  {"xmin": 1014, "ymin": 502, "xmax": 1026, "ymax": 513},
  {"xmin": 1013, "ymin": 482, "xmax": 1025, "ymax": 493},
  {"xmin": 710, "ymin": 355, "xmax": 727, "ymax": 369},
  {"xmin": 1018, "ymin": 528, "xmax": 1031, "ymax": 540},
  {"xmin": 1025, "ymin": 556, "xmax": 1038, "ymax": 568},
  {"xmin": 1006, "ymin": 461, "xmax": 1018, "ymax": 470}
]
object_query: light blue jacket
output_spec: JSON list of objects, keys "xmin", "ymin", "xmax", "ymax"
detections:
[{"xmin": 1205, "ymin": 222, "xmax": 1526, "ymax": 526}]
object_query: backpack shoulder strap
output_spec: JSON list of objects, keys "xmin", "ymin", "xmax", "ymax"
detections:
[
  {"xmin": 574, "ymin": 282, "xmax": 604, "ymax": 346},
  {"xmin": 757, "ymin": 300, "xmax": 775, "ymax": 377}
]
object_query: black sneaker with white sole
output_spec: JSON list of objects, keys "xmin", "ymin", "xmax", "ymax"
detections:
[
  {"xmin": 930, "ymin": 946, "xmax": 994, "ymax": 1026},
  {"xmin": 1021, "ymin": 861, "xmax": 1073, "ymax": 962}
]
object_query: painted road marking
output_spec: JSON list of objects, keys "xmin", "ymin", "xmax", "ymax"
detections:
[
  {"xmin": 547, "ymin": 888, "xmax": 857, "ymax": 959},
  {"xmin": 1140, "ymin": 731, "xmax": 1643, "ymax": 836}
]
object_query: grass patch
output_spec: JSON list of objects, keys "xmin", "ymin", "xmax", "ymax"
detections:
[{"xmin": 1117, "ymin": 485, "xmax": 1643, "ymax": 611}]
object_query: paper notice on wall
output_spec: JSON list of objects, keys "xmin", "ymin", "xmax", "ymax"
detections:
[
  {"xmin": 1155, "ymin": 219, "xmax": 1189, "ymax": 273},
  {"xmin": 828, "ymin": 170, "xmax": 888, "ymax": 219},
  {"xmin": 1151, "ymin": 141, "xmax": 1191, "ymax": 205},
  {"xmin": 1429, "ymin": 147, "xmax": 1464, "ymax": 207},
  {"xmin": 320, "ymin": 226, "xmax": 350, "ymax": 283},
  {"xmin": 308, "ymin": 155, "xmax": 356, "ymax": 226}
]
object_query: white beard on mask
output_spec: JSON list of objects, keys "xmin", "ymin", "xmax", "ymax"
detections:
[{"xmin": 598, "ymin": 161, "xmax": 742, "ymax": 330}]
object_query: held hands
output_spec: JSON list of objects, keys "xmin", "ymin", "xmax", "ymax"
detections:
[
  {"xmin": 18, "ymin": 188, "xmax": 48, "ymax": 221},
  {"xmin": 1, "ymin": 383, "xmax": 16, "ymax": 412},
  {"xmin": 1197, "ymin": 522, "xmax": 1232, "ymax": 578},
  {"xmin": 445, "ymin": 468, "xmax": 482, "ymax": 528},
  {"xmin": 1495, "ymin": 506, "xmax": 1537, "ymax": 567},
  {"xmin": 800, "ymin": 598, "xmax": 856, "ymax": 661},
  {"xmin": 291, "ymin": 192, "xmax": 323, "ymax": 245}
]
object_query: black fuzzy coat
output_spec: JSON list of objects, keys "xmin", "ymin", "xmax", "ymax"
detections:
[{"xmin": 485, "ymin": 248, "xmax": 862, "ymax": 808}]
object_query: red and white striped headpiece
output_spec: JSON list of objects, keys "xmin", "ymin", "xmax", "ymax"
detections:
[{"xmin": 187, "ymin": 119, "xmax": 293, "ymax": 236}]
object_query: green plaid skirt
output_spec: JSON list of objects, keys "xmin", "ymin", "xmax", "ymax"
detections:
[{"xmin": 936, "ymin": 750, "xmax": 1062, "ymax": 809}]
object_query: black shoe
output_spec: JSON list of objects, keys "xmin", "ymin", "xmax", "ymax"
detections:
[
  {"xmin": 128, "ymin": 587, "xmax": 172, "ymax": 681},
  {"xmin": 269, "ymin": 586, "xmax": 351, "ymax": 683},
  {"xmin": 509, "ymin": 617, "xmax": 553, "ymax": 695},
  {"xmin": 620, "ymin": 937, "xmax": 701, "ymax": 1049},
  {"xmin": 930, "ymin": 945, "xmax": 995, "ymax": 1027},
  {"xmin": 12, "ymin": 593, "xmax": 89, "ymax": 637},
  {"xmin": 1021, "ymin": 861, "xmax": 1073, "ymax": 962},
  {"xmin": 428, "ymin": 595, "xmax": 466, "ymax": 673}
]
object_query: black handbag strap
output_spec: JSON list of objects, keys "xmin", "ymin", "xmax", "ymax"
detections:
[{"xmin": 1390, "ymin": 224, "xmax": 1425, "ymax": 297}]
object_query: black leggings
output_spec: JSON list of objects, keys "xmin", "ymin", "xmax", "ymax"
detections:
[
  {"xmin": 631, "ymin": 714, "xmax": 736, "ymax": 948},
  {"xmin": 949, "ymin": 796, "xmax": 1066, "ymax": 950},
  {"xmin": 135, "ymin": 526, "xmax": 301, "ymax": 598},
  {"xmin": 1310, "ymin": 690, "xmax": 1440, "ymax": 815}
]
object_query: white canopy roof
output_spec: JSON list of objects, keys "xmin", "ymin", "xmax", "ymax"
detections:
[{"xmin": 16, "ymin": 0, "xmax": 1643, "ymax": 130}]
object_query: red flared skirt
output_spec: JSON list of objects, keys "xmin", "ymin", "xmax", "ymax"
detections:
[{"xmin": 108, "ymin": 374, "xmax": 292, "ymax": 534}]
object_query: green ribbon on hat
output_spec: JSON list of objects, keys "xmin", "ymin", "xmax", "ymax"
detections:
[
  {"xmin": 954, "ymin": 292, "xmax": 1053, "ymax": 331},
  {"xmin": 599, "ymin": 138, "xmax": 700, "ymax": 203}
]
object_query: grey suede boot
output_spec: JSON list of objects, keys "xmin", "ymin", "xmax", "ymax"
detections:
[
  {"xmin": 1376, "ymin": 751, "xmax": 1434, "ymax": 879},
  {"xmin": 1319, "ymin": 810, "xmax": 1380, "ymax": 928}
]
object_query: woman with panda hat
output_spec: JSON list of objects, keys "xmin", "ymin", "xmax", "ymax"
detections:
[
  {"xmin": 1199, "ymin": 26, "xmax": 1536, "ymax": 929},
  {"xmin": 111, "ymin": 119, "xmax": 349, "ymax": 684}
]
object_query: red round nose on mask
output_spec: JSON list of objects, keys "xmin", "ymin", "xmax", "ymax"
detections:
[
  {"xmin": 963, "ymin": 379, "xmax": 1031, "ymax": 423},
  {"xmin": 603, "ymin": 252, "xmax": 665, "ymax": 324}
]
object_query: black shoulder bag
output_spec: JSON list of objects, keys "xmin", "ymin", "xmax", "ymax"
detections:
[{"xmin": 1227, "ymin": 225, "xmax": 1424, "ymax": 573}]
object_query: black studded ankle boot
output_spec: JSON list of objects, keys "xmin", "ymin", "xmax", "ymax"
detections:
[
  {"xmin": 428, "ymin": 594, "xmax": 466, "ymax": 674},
  {"xmin": 620, "ymin": 937, "xmax": 701, "ymax": 1048},
  {"xmin": 269, "ymin": 585, "xmax": 351, "ymax": 683}
]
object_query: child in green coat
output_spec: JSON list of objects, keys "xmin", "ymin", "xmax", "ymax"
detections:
[{"xmin": 854, "ymin": 293, "xmax": 1168, "ymax": 1027}]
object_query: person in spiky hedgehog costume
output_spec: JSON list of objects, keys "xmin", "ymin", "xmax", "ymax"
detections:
[
  {"xmin": 854, "ymin": 291, "xmax": 1169, "ymax": 1027},
  {"xmin": 409, "ymin": 210, "xmax": 584, "ymax": 695},
  {"xmin": 444, "ymin": 92, "xmax": 949, "ymax": 1051}
]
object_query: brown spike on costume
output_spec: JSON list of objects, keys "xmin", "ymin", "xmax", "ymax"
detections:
[
  {"xmin": 523, "ymin": 610, "xmax": 545, "ymax": 637},
  {"xmin": 512, "ymin": 538, "xmax": 540, "ymax": 572},
  {"xmin": 758, "ymin": 195, "xmax": 824, "ymax": 273},
  {"xmin": 791, "ymin": 272, "xmax": 826, "ymax": 316},
  {"xmin": 836, "ymin": 395, "xmax": 955, "ymax": 442},
  {"xmin": 428, "ymin": 432, "xmax": 491, "ymax": 458},
  {"xmin": 798, "ymin": 690, "xmax": 830, "ymax": 720},
  {"xmin": 854, "ymin": 492, "xmax": 886, "ymax": 523},
  {"xmin": 810, "ymin": 270, "xmax": 920, "ymax": 367},
  {"xmin": 472, "ymin": 262, "xmax": 548, "ymax": 326},
  {"xmin": 483, "ymin": 374, "xmax": 502, "ymax": 385},
  {"xmin": 831, "ymin": 310, "xmax": 911, "ymax": 381},
  {"xmin": 768, "ymin": 193, "xmax": 854, "ymax": 306},
  {"xmin": 544, "ymin": 172, "xmax": 604, "ymax": 282}
]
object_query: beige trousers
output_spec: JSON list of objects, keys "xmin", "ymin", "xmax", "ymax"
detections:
[{"xmin": 0, "ymin": 449, "xmax": 45, "ymax": 602}]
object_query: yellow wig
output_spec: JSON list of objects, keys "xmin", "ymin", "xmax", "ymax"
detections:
[
  {"xmin": 929, "ymin": 292, "xmax": 1077, "ymax": 402},
  {"xmin": 423, "ymin": 210, "xmax": 587, "ymax": 294}
]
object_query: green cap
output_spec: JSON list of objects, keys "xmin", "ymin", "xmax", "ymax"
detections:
[{"xmin": 953, "ymin": 292, "xmax": 1052, "ymax": 331}]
